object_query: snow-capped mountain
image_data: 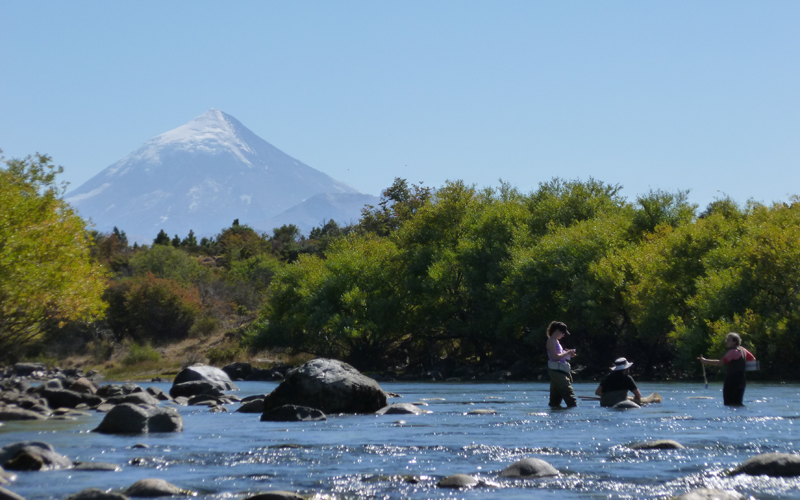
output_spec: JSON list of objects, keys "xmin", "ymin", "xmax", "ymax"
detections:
[{"xmin": 65, "ymin": 109, "xmax": 363, "ymax": 243}]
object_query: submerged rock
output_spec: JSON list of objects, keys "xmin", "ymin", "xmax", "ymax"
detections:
[
  {"xmin": 628, "ymin": 440, "xmax": 685, "ymax": 450},
  {"xmin": 93, "ymin": 404, "xmax": 183, "ymax": 434},
  {"xmin": 673, "ymin": 488, "xmax": 743, "ymax": 500},
  {"xmin": 500, "ymin": 458, "xmax": 559, "ymax": 478},
  {"xmin": 437, "ymin": 474, "xmax": 479, "ymax": 488},
  {"xmin": 262, "ymin": 358, "xmax": 387, "ymax": 414},
  {"xmin": 261, "ymin": 404, "xmax": 326, "ymax": 422},
  {"xmin": 71, "ymin": 462, "xmax": 121, "ymax": 471},
  {"xmin": 125, "ymin": 478, "xmax": 192, "ymax": 497},
  {"xmin": 375, "ymin": 403, "xmax": 428, "ymax": 415},
  {"xmin": 612, "ymin": 400, "xmax": 640, "ymax": 410},
  {"xmin": 66, "ymin": 488, "xmax": 129, "ymax": 500},
  {"xmin": 731, "ymin": 452, "xmax": 800, "ymax": 477},
  {"xmin": 244, "ymin": 492, "xmax": 304, "ymax": 500}
]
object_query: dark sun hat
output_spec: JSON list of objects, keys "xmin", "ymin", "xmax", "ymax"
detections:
[{"xmin": 611, "ymin": 357, "xmax": 633, "ymax": 371}]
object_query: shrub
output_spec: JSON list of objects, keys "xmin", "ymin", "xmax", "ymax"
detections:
[
  {"xmin": 104, "ymin": 273, "xmax": 202, "ymax": 343},
  {"xmin": 206, "ymin": 341, "xmax": 243, "ymax": 365},
  {"xmin": 189, "ymin": 315, "xmax": 219, "ymax": 338},
  {"xmin": 121, "ymin": 342, "xmax": 161, "ymax": 366}
]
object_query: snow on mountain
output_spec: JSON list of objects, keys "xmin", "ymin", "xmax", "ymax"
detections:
[{"xmin": 65, "ymin": 109, "xmax": 364, "ymax": 243}]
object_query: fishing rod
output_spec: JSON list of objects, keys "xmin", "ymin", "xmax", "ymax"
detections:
[{"xmin": 701, "ymin": 360, "xmax": 708, "ymax": 389}]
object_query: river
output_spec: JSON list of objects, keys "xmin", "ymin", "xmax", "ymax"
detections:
[{"xmin": 2, "ymin": 381, "xmax": 799, "ymax": 499}]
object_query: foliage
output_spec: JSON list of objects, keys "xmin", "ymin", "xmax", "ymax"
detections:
[
  {"xmin": 252, "ymin": 234, "xmax": 407, "ymax": 369},
  {"xmin": 359, "ymin": 177, "xmax": 432, "ymax": 236},
  {"xmin": 0, "ymin": 152, "xmax": 107, "ymax": 361},
  {"xmin": 128, "ymin": 244, "xmax": 211, "ymax": 286},
  {"xmin": 104, "ymin": 273, "xmax": 202, "ymax": 343},
  {"xmin": 122, "ymin": 342, "xmax": 162, "ymax": 365},
  {"xmin": 207, "ymin": 340, "xmax": 244, "ymax": 365}
]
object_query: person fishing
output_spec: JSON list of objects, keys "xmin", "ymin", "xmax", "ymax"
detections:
[
  {"xmin": 698, "ymin": 332, "xmax": 756, "ymax": 406},
  {"xmin": 595, "ymin": 357, "xmax": 642, "ymax": 407},
  {"xmin": 546, "ymin": 321, "xmax": 577, "ymax": 408}
]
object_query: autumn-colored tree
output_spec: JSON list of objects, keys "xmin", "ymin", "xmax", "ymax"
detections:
[{"xmin": 0, "ymin": 152, "xmax": 107, "ymax": 361}]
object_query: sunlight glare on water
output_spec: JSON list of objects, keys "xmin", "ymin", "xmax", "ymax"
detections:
[{"xmin": 1, "ymin": 381, "xmax": 799, "ymax": 499}]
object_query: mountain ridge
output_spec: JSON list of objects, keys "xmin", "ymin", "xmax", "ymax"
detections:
[{"xmin": 65, "ymin": 109, "xmax": 368, "ymax": 243}]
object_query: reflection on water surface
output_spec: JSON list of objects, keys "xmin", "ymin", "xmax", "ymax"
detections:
[{"xmin": 1, "ymin": 381, "xmax": 798, "ymax": 499}]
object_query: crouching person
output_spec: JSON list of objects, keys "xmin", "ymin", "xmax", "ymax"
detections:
[{"xmin": 595, "ymin": 357, "xmax": 642, "ymax": 407}]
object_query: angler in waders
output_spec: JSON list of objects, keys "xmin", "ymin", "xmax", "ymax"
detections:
[{"xmin": 698, "ymin": 332, "xmax": 756, "ymax": 406}]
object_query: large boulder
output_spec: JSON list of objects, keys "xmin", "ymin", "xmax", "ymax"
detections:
[
  {"xmin": 261, "ymin": 405, "xmax": 326, "ymax": 422},
  {"xmin": 93, "ymin": 404, "xmax": 183, "ymax": 434},
  {"xmin": 499, "ymin": 458, "xmax": 559, "ymax": 478},
  {"xmin": 0, "ymin": 442, "xmax": 72, "ymax": 471},
  {"xmin": 261, "ymin": 358, "xmax": 387, "ymax": 414},
  {"xmin": 730, "ymin": 452, "xmax": 800, "ymax": 477},
  {"xmin": 172, "ymin": 365, "xmax": 237, "ymax": 391}
]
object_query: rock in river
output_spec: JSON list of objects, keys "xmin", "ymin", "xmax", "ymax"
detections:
[
  {"xmin": 262, "ymin": 358, "xmax": 387, "ymax": 414},
  {"xmin": 0, "ymin": 441, "xmax": 72, "ymax": 471},
  {"xmin": 730, "ymin": 452, "xmax": 800, "ymax": 477},
  {"xmin": 673, "ymin": 488, "xmax": 743, "ymax": 500},
  {"xmin": 375, "ymin": 403, "xmax": 428, "ymax": 415},
  {"xmin": 499, "ymin": 458, "xmax": 559, "ymax": 478},
  {"xmin": 261, "ymin": 405, "xmax": 326, "ymax": 422},
  {"xmin": 93, "ymin": 404, "xmax": 183, "ymax": 434},
  {"xmin": 437, "ymin": 474, "xmax": 479, "ymax": 488},
  {"xmin": 628, "ymin": 440, "xmax": 685, "ymax": 450},
  {"xmin": 172, "ymin": 365, "xmax": 237, "ymax": 391},
  {"xmin": 125, "ymin": 478, "xmax": 192, "ymax": 497}
]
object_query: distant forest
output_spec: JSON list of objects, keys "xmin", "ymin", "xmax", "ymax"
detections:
[{"xmin": 3, "ymin": 151, "xmax": 800, "ymax": 379}]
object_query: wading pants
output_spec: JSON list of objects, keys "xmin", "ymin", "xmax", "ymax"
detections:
[{"xmin": 548, "ymin": 369, "xmax": 577, "ymax": 408}]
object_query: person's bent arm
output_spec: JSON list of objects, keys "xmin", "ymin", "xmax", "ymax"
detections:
[
  {"xmin": 547, "ymin": 341, "xmax": 576, "ymax": 361},
  {"xmin": 595, "ymin": 385, "xmax": 603, "ymax": 397},
  {"xmin": 631, "ymin": 388, "xmax": 642, "ymax": 404}
]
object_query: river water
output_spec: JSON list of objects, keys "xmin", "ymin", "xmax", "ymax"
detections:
[{"xmin": 2, "ymin": 381, "xmax": 799, "ymax": 499}]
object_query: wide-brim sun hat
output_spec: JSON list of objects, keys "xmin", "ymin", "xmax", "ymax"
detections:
[{"xmin": 611, "ymin": 357, "xmax": 633, "ymax": 371}]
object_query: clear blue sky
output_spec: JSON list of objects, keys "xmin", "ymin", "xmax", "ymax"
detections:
[{"xmin": 2, "ymin": 1, "xmax": 798, "ymax": 210}]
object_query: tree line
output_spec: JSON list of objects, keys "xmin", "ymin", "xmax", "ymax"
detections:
[{"xmin": 2, "ymin": 151, "xmax": 799, "ymax": 379}]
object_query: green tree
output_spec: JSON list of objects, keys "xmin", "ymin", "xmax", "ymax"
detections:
[
  {"xmin": 359, "ymin": 177, "xmax": 432, "ymax": 236},
  {"xmin": 0, "ymin": 152, "xmax": 107, "ymax": 360},
  {"xmin": 104, "ymin": 273, "xmax": 202, "ymax": 343},
  {"xmin": 128, "ymin": 244, "xmax": 211, "ymax": 287},
  {"xmin": 253, "ymin": 235, "xmax": 407, "ymax": 369},
  {"xmin": 153, "ymin": 229, "xmax": 170, "ymax": 246}
]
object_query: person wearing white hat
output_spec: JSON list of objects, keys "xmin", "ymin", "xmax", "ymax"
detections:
[{"xmin": 595, "ymin": 357, "xmax": 642, "ymax": 407}]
